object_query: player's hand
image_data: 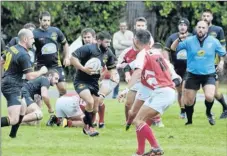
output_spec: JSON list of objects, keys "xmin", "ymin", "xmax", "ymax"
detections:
[
  {"xmin": 118, "ymin": 88, "xmax": 129, "ymax": 103},
  {"xmin": 63, "ymin": 57, "xmax": 71, "ymax": 67},
  {"xmin": 39, "ymin": 66, "xmax": 48, "ymax": 75},
  {"xmin": 126, "ymin": 123, "xmax": 131, "ymax": 131},
  {"xmin": 216, "ymin": 60, "xmax": 224, "ymax": 73},
  {"xmin": 125, "ymin": 72, "xmax": 131, "ymax": 83},
  {"xmin": 179, "ymin": 33, "xmax": 187, "ymax": 41},
  {"xmin": 83, "ymin": 66, "xmax": 97, "ymax": 75}
]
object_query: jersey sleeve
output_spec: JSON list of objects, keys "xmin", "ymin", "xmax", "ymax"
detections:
[
  {"xmin": 176, "ymin": 40, "xmax": 187, "ymax": 52},
  {"xmin": 106, "ymin": 49, "xmax": 116, "ymax": 70},
  {"xmin": 56, "ymin": 28, "xmax": 67, "ymax": 44},
  {"xmin": 41, "ymin": 77, "xmax": 50, "ymax": 89},
  {"xmin": 215, "ymin": 39, "xmax": 226, "ymax": 57},
  {"xmin": 18, "ymin": 54, "xmax": 33, "ymax": 74},
  {"xmin": 133, "ymin": 50, "xmax": 146, "ymax": 70},
  {"xmin": 218, "ymin": 28, "xmax": 226, "ymax": 47},
  {"xmin": 71, "ymin": 45, "xmax": 91, "ymax": 60},
  {"xmin": 165, "ymin": 36, "xmax": 173, "ymax": 52}
]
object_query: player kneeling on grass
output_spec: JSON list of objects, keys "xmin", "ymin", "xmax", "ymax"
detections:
[
  {"xmin": 46, "ymin": 93, "xmax": 85, "ymax": 127},
  {"xmin": 21, "ymin": 70, "xmax": 59, "ymax": 124},
  {"xmin": 120, "ymin": 30, "xmax": 176, "ymax": 156}
]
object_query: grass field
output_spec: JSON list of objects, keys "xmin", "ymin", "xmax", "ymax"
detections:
[{"xmin": 1, "ymin": 96, "xmax": 227, "ymax": 156}]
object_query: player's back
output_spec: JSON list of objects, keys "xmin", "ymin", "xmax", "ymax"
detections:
[{"xmin": 141, "ymin": 52, "xmax": 173, "ymax": 90}]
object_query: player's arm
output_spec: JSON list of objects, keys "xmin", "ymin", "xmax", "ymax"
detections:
[
  {"xmin": 70, "ymin": 45, "xmax": 95, "ymax": 75},
  {"xmin": 170, "ymin": 34, "xmax": 187, "ymax": 51},
  {"xmin": 106, "ymin": 50, "xmax": 119, "ymax": 83},
  {"xmin": 41, "ymin": 86, "xmax": 54, "ymax": 113},
  {"xmin": 215, "ymin": 39, "xmax": 227, "ymax": 73},
  {"xmin": 19, "ymin": 54, "xmax": 47, "ymax": 80}
]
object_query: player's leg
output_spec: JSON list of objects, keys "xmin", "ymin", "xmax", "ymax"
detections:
[
  {"xmin": 202, "ymin": 75, "xmax": 216, "ymax": 125},
  {"xmin": 125, "ymin": 90, "xmax": 136, "ymax": 122},
  {"xmin": 55, "ymin": 67, "xmax": 67, "ymax": 96},
  {"xmin": 22, "ymin": 102, "xmax": 43, "ymax": 123},
  {"xmin": 214, "ymin": 79, "xmax": 227, "ymax": 119}
]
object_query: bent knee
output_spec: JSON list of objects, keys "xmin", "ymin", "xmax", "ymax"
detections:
[
  {"xmin": 35, "ymin": 110, "xmax": 43, "ymax": 120},
  {"xmin": 205, "ymin": 95, "xmax": 214, "ymax": 102},
  {"xmin": 9, "ymin": 116, "xmax": 19, "ymax": 125}
]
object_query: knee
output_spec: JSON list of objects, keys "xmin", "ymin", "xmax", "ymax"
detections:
[
  {"xmin": 184, "ymin": 97, "xmax": 195, "ymax": 106},
  {"xmin": 35, "ymin": 110, "xmax": 43, "ymax": 120},
  {"xmin": 9, "ymin": 116, "xmax": 19, "ymax": 125},
  {"xmin": 205, "ymin": 95, "xmax": 214, "ymax": 102}
]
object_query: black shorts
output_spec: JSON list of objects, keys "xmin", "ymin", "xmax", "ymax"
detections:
[
  {"xmin": 21, "ymin": 88, "xmax": 34, "ymax": 106},
  {"xmin": 1, "ymin": 78, "xmax": 22, "ymax": 107},
  {"xmin": 74, "ymin": 80, "xmax": 99, "ymax": 97},
  {"xmin": 185, "ymin": 72, "xmax": 216, "ymax": 90},
  {"xmin": 36, "ymin": 66, "xmax": 65, "ymax": 82},
  {"xmin": 175, "ymin": 67, "xmax": 187, "ymax": 80}
]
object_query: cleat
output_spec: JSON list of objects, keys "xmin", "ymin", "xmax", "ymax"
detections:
[
  {"xmin": 46, "ymin": 115, "xmax": 57, "ymax": 126},
  {"xmin": 143, "ymin": 148, "xmax": 164, "ymax": 156},
  {"xmin": 98, "ymin": 123, "xmax": 105, "ymax": 129},
  {"xmin": 126, "ymin": 124, "xmax": 131, "ymax": 131},
  {"xmin": 62, "ymin": 118, "xmax": 68, "ymax": 128},
  {"xmin": 185, "ymin": 122, "xmax": 192, "ymax": 126},
  {"xmin": 152, "ymin": 121, "xmax": 165, "ymax": 128},
  {"xmin": 180, "ymin": 112, "xmax": 186, "ymax": 119},
  {"xmin": 87, "ymin": 127, "xmax": 99, "ymax": 137},
  {"xmin": 219, "ymin": 110, "xmax": 227, "ymax": 119},
  {"xmin": 207, "ymin": 113, "xmax": 215, "ymax": 125}
]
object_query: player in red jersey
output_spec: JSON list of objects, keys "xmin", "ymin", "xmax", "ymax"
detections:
[{"xmin": 120, "ymin": 30, "xmax": 176, "ymax": 156}]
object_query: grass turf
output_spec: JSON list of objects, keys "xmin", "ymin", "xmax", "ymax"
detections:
[{"xmin": 1, "ymin": 97, "xmax": 227, "ymax": 156}]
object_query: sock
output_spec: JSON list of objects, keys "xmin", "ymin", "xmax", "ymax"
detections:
[
  {"xmin": 9, "ymin": 115, "xmax": 24, "ymax": 138},
  {"xmin": 216, "ymin": 95, "xmax": 227, "ymax": 111},
  {"xmin": 181, "ymin": 108, "xmax": 186, "ymax": 113},
  {"xmin": 142, "ymin": 124, "xmax": 159, "ymax": 148},
  {"xmin": 125, "ymin": 105, "xmax": 129, "ymax": 121},
  {"xmin": 1, "ymin": 116, "xmax": 10, "ymax": 127},
  {"xmin": 205, "ymin": 100, "xmax": 214, "ymax": 116},
  {"xmin": 84, "ymin": 110, "xmax": 93, "ymax": 128},
  {"xmin": 185, "ymin": 104, "xmax": 194, "ymax": 124},
  {"xmin": 136, "ymin": 123, "xmax": 146, "ymax": 155},
  {"xmin": 67, "ymin": 120, "xmax": 72, "ymax": 127},
  {"xmin": 98, "ymin": 103, "xmax": 105, "ymax": 124}
]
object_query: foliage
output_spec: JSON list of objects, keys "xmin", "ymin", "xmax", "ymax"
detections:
[{"xmin": 1, "ymin": 1, "xmax": 126, "ymax": 43}]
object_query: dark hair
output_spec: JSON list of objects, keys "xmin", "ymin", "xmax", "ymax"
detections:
[
  {"xmin": 23, "ymin": 23, "xmax": 36, "ymax": 29},
  {"xmin": 134, "ymin": 29, "xmax": 151, "ymax": 45},
  {"xmin": 39, "ymin": 11, "xmax": 51, "ymax": 20},
  {"xmin": 96, "ymin": 31, "xmax": 112, "ymax": 40},
  {"xmin": 81, "ymin": 28, "xmax": 96, "ymax": 37},
  {"xmin": 134, "ymin": 17, "xmax": 147, "ymax": 25},
  {"xmin": 203, "ymin": 9, "xmax": 213, "ymax": 15}
]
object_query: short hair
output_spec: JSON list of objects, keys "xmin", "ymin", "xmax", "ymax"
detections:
[
  {"xmin": 134, "ymin": 29, "xmax": 151, "ymax": 45},
  {"xmin": 152, "ymin": 42, "xmax": 164, "ymax": 50},
  {"xmin": 81, "ymin": 28, "xmax": 96, "ymax": 37},
  {"xmin": 134, "ymin": 17, "xmax": 147, "ymax": 25},
  {"xmin": 203, "ymin": 9, "xmax": 213, "ymax": 15},
  {"xmin": 119, "ymin": 19, "xmax": 127, "ymax": 25},
  {"xmin": 45, "ymin": 69, "xmax": 59, "ymax": 77},
  {"xmin": 96, "ymin": 31, "xmax": 112, "ymax": 40},
  {"xmin": 18, "ymin": 28, "xmax": 31, "ymax": 41},
  {"xmin": 197, "ymin": 20, "xmax": 209, "ymax": 27},
  {"xmin": 39, "ymin": 11, "xmax": 51, "ymax": 20},
  {"xmin": 23, "ymin": 23, "xmax": 36, "ymax": 29}
]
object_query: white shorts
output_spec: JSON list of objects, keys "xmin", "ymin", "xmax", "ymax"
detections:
[
  {"xmin": 55, "ymin": 96, "xmax": 83, "ymax": 118},
  {"xmin": 143, "ymin": 87, "xmax": 176, "ymax": 115},
  {"xmin": 100, "ymin": 79, "xmax": 118, "ymax": 95},
  {"xmin": 136, "ymin": 85, "xmax": 153, "ymax": 101},
  {"xmin": 130, "ymin": 82, "xmax": 142, "ymax": 92}
]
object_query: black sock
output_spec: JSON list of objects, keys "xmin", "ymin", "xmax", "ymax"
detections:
[
  {"xmin": 1, "ymin": 117, "xmax": 10, "ymax": 127},
  {"xmin": 205, "ymin": 100, "xmax": 214, "ymax": 116},
  {"xmin": 84, "ymin": 111, "xmax": 93, "ymax": 128},
  {"xmin": 181, "ymin": 108, "xmax": 185, "ymax": 113},
  {"xmin": 216, "ymin": 95, "xmax": 227, "ymax": 112},
  {"xmin": 185, "ymin": 104, "xmax": 194, "ymax": 124},
  {"xmin": 9, "ymin": 115, "xmax": 24, "ymax": 138}
]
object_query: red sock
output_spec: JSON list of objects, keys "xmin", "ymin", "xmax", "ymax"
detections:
[
  {"xmin": 136, "ymin": 123, "xmax": 146, "ymax": 155},
  {"xmin": 67, "ymin": 120, "xmax": 72, "ymax": 127},
  {"xmin": 142, "ymin": 124, "xmax": 159, "ymax": 148},
  {"xmin": 146, "ymin": 119, "xmax": 153, "ymax": 126},
  {"xmin": 98, "ymin": 103, "xmax": 105, "ymax": 124}
]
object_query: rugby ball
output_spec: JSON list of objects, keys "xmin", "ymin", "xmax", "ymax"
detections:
[{"xmin": 85, "ymin": 58, "xmax": 102, "ymax": 71}]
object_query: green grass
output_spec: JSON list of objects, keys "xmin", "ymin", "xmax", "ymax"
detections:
[{"xmin": 1, "ymin": 97, "xmax": 227, "ymax": 156}]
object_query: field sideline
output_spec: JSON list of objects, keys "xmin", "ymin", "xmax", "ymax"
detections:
[{"xmin": 1, "ymin": 96, "xmax": 227, "ymax": 156}]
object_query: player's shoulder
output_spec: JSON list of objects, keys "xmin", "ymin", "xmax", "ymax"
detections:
[
  {"xmin": 169, "ymin": 32, "xmax": 179, "ymax": 39},
  {"xmin": 49, "ymin": 26, "xmax": 61, "ymax": 32},
  {"xmin": 210, "ymin": 25, "xmax": 223, "ymax": 31},
  {"xmin": 124, "ymin": 46, "xmax": 134, "ymax": 54}
]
